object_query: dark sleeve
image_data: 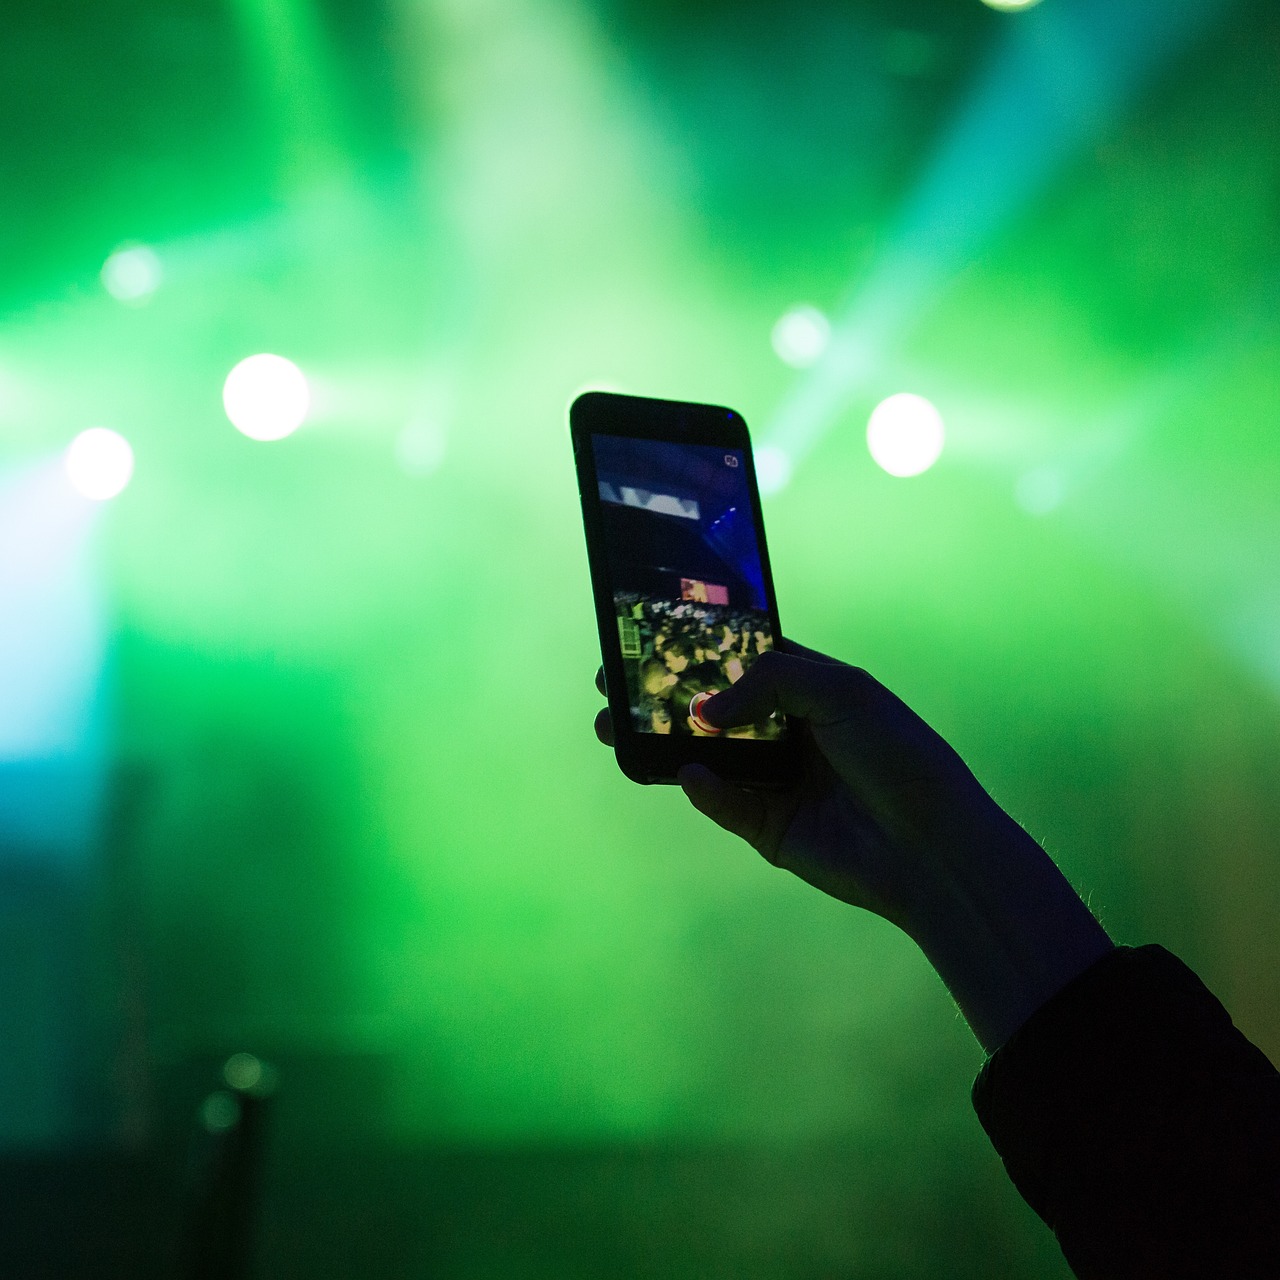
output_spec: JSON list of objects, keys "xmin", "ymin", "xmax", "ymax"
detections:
[{"xmin": 972, "ymin": 944, "xmax": 1280, "ymax": 1280}]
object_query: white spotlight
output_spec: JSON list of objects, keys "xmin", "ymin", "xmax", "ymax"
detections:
[
  {"xmin": 771, "ymin": 305, "xmax": 831, "ymax": 368},
  {"xmin": 981, "ymin": 0, "xmax": 1044, "ymax": 11},
  {"xmin": 755, "ymin": 445, "xmax": 793, "ymax": 495},
  {"xmin": 65, "ymin": 428, "xmax": 135, "ymax": 501},
  {"xmin": 866, "ymin": 394, "xmax": 945, "ymax": 477},
  {"xmin": 223, "ymin": 354, "xmax": 310, "ymax": 441},
  {"xmin": 101, "ymin": 244, "xmax": 162, "ymax": 304}
]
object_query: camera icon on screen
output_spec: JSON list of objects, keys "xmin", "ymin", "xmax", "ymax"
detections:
[{"xmin": 724, "ymin": 454, "xmax": 739, "ymax": 468}]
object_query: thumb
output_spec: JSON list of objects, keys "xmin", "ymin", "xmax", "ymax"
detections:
[{"xmin": 700, "ymin": 648, "xmax": 870, "ymax": 730}]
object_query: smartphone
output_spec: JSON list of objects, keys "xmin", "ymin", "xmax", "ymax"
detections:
[{"xmin": 571, "ymin": 390, "xmax": 802, "ymax": 788}]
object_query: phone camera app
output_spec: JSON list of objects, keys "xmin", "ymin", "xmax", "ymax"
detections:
[{"xmin": 592, "ymin": 435, "xmax": 782, "ymax": 742}]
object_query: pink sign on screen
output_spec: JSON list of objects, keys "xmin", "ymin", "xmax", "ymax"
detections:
[{"xmin": 681, "ymin": 578, "xmax": 729, "ymax": 605}]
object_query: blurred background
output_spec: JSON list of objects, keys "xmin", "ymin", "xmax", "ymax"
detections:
[{"xmin": 2, "ymin": 0, "xmax": 1278, "ymax": 1274}]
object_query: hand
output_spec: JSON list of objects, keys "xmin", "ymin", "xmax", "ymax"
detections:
[
  {"xmin": 594, "ymin": 640, "xmax": 1113, "ymax": 1050},
  {"xmin": 596, "ymin": 640, "xmax": 1013, "ymax": 931}
]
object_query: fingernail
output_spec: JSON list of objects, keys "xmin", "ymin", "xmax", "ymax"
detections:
[{"xmin": 695, "ymin": 693, "xmax": 722, "ymax": 726}]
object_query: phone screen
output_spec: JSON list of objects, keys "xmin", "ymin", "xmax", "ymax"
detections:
[{"xmin": 589, "ymin": 433, "xmax": 783, "ymax": 740}]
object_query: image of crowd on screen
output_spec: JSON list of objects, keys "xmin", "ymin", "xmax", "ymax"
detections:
[{"xmin": 616, "ymin": 592, "xmax": 780, "ymax": 739}]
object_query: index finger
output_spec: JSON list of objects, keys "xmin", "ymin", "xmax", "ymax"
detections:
[{"xmin": 779, "ymin": 637, "xmax": 844, "ymax": 666}]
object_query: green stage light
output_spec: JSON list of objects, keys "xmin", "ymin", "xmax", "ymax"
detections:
[
  {"xmin": 199, "ymin": 1092, "xmax": 240, "ymax": 1134},
  {"xmin": 223, "ymin": 354, "xmax": 310, "ymax": 441},
  {"xmin": 771, "ymin": 305, "xmax": 831, "ymax": 368},
  {"xmin": 1015, "ymin": 466, "xmax": 1066, "ymax": 515},
  {"xmin": 223, "ymin": 1051, "xmax": 266, "ymax": 1092},
  {"xmin": 101, "ymin": 244, "xmax": 162, "ymax": 304},
  {"xmin": 64, "ymin": 427, "xmax": 134, "ymax": 501},
  {"xmin": 866, "ymin": 393, "xmax": 945, "ymax": 477},
  {"xmin": 394, "ymin": 420, "xmax": 448, "ymax": 477}
]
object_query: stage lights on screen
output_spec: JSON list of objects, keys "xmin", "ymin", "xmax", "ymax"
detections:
[
  {"xmin": 771, "ymin": 305, "xmax": 831, "ymax": 368},
  {"xmin": 866, "ymin": 394, "xmax": 944, "ymax": 477},
  {"xmin": 980, "ymin": 0, "xmax": 1044, "ymax": 10},
  {"xmin": 64, "ymin": 428, "xmax": 134, "ymax": 501},
  {"xmin": 223, "ymin": 354, "xmax": 310, "ymax": 441},
  {"xmin": 101, "ymin": 244, "xmax": 162, "ymax": 304}
]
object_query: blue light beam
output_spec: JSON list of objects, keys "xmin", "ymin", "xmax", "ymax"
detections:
[
  {"xmin": 764, "ymin": 0, "xmax": 1237, "ymax": 472},
  {"xmin": 0, "ymin": 462, "xmax": 107, "ymax": 860}
]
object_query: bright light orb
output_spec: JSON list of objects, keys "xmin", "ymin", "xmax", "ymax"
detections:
[
  {"xmin": 866, "ymin": 393, "xmax": 945, "ymax": 477},
  {"xmin": 755, "ymin": 445, "xmax": 793, "ymax": 495},
  {"xmin": 223, "ymin": 354, "xmax": 310, "ymax": 441},
  {"xmin": 981, "ymin": 0, "xmax": 1044, "ymax": 11},
  {"xmin": 65, "ymin": 428, "xmax": 135, "ymax": 501},
  {"xmin": 101, "ymin": 244, "xmax": 162, "ymax": 304},
  {"xmin": 771, "ymin": 305, "xmax": 831, "ymax": 368}
]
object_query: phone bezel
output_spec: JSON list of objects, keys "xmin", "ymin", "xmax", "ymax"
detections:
[{"xmin": 570, "ymin": 390, "xmax": 801, "ymax": 788}]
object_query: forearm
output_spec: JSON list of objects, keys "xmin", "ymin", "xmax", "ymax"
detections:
[{"xmin": 906, "ymin": 821, "xmax": 1114, "ymax": 1054}]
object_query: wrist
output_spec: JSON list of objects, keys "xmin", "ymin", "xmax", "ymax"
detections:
[{"xmin": 904, "ymin": 824, "xmax": 1114, "ymax": 1053}]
